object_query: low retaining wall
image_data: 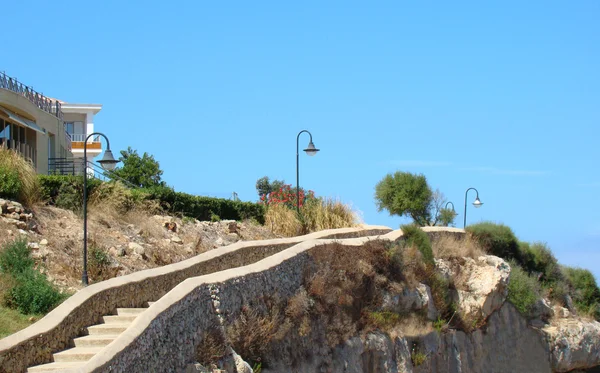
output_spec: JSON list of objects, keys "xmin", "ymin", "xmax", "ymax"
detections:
[
  {"xmin": 0, "ymin": 225, "xmax": 391, "ymax": 373},
  {"xmin": 76, "ymin": 228, "xmax": 466, "ymax": 373}
]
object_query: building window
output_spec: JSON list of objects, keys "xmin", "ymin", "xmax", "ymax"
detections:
[{"xmin": 65, "ymin": 122, "xmax": 74, "ymax": 135}]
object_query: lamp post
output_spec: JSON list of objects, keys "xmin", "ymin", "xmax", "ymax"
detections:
[
  {"xmin": 296, "ymin": 130, "xmax": 319, "ymax": 213},
  {"xmin": 444, "ymin": 201, "xmax": 455, "ymax": 213},
  {"xmin": 463, "ymin": 187, "xmax": 483, "ymax": 228},
  {"xmin": 82, "ymin": 132, "xmax": 119, "ymax": 285}
]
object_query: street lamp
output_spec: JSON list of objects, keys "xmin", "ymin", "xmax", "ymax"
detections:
[
  {"xmin": 296, "ymin": 130, "xmax": 319, "ymax": 213},
  {"xmin": 82, "ymin": 132, "xmax": 119, "ymax": 285},
  {"xmin": 463, "ymin": 187, "xmax": 483, "ymax": 228},
  {"xmin": 444, "ymin": 201, "xmax": 456, "ymax": 213}
]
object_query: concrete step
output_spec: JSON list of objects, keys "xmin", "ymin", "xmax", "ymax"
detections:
[
  {"xmin": 116, "ymin": 307, "xmax": 147, "ymax": 316},
  {"xmin": 103, "ymin": 314, "xmax": 138, "ymax": 323},
  {"xmin": 73, "ymin": 334, "xmax": 120, "ymax": 347},
  {"xmin": 87, "ymin": 323, "xmax": 130, "ymax": 335},
  {"xmin": 27, "ymin": 361, "xmax": 84, "ymax": 372},
  {"xmin": 148, "ymin": 301, "xmax": 155, "ymax": 306},
  {"xmin": 53, "ymin": 347, "xmax": 103, "ymax": 362}
]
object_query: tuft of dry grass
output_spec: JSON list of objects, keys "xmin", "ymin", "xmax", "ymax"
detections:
[
  {"xmin": 195, "ymin": 327, "xmax": 227, "ymax": 366},
  {"xmin": 301, "ymin": 198, "xmax": 358, "ymax": 233},
  {"xmin": 227, "ymin": 306, "xmax": 282, "ymax": 365},
  {"xmin": 431, "ymin": 234, "xmax": 483, "ymax": 260},
  {"xmin": 264, "ymin": 204, "xmax": 302, "ymax": 237},
  {"xmin": 0, "ymin": 148, "xmax": 39, "ymax": 207},
  {"xmin": 264, "ymin": 198, "xmax": 358, "ymax": 237}
]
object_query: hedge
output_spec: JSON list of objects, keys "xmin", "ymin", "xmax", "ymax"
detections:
[
  {"xmin": 142, "ymin": 186, "xmax": 265, "ymax": 223},
  {"xmin": 37, "ymin": 176, "xmax": 265, "ymax": 223}
]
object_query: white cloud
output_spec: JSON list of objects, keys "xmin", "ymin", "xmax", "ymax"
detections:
[{"xmin": 461, "ymin": 166, "xmax": 549, "ymax": 176}]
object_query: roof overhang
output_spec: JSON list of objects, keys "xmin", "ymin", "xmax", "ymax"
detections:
[
  {"xmin": 61, "ymin": 103, "xmax": 102, "ymax": 115},
  {"xmin": 0, "ymin": 106, "xmax": 46, "ymax": 134}
]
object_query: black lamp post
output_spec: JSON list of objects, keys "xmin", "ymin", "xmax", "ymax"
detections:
[
  {"xmin": 463, "ymin": 187, "xmax": 483, "ymax": 228},
  {"xmin": 296, "ymin": 130, "xmax": 319, "ymax": 213},
  {"xmin": 82, "ymin": 132, "xmax": 119, "ymax": 285}
]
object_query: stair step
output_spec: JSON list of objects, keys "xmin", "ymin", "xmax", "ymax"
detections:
[
  {"xmin": 87, "ymin": 323, "xmax": 130, "ymax": 335},
  {"xmin": 116, "ymin": 307, "xmax": 147, "ymax": 316},
  {"xmin": 73, "ymin": 334, "xmax": 120, "ymax": 347},
  {"xmin": 103, "ymin": 314, "xmax": 138, "ymax": 323},
  {"xmin": 53, "ymin": 347, "xmax": 103, "ymax": 362},
  {"xmin": 27, "ymin": 361, "xmax": 84, "ymax": 372}
]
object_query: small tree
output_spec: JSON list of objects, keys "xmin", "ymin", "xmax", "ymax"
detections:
[
  {"xmin": 110, "ymin": 147, "xmax": 165, "ymax": 188},
  {"xmin": 255, "ymin": 176, "xmax": 285, "ymax": 199},
  {"xmin": 374, "ymin": 171, "xmax": 455, "ymax": 226}
]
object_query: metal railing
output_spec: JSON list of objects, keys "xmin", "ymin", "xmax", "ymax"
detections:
[
  {"xmin": 68, "ymin": 134, "xmax": 100, "ymax": 142},
  {"xmin": 47, "ymin": 157, "xmax": 138, "ymax": 189},
  {"xmin": 0, "ymin": 72, "xmax": 63, "ymax": 119}
]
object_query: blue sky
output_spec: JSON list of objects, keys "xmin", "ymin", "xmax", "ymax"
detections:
[{"xmin": 3, "ymin": 1, "xmax": 599, "ymax": 280}]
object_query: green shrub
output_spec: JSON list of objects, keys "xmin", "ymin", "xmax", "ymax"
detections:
[
  {"xmin": 0, "ymin": 240, "xmax": 33, "ymax": 276},
  {"xmin": 38, "ymin": 175, "xmax": 102, "ymax": 212},
  {"xmin": 466, "ymin": 222, "xmax": 521, "ymax": 262},
  {"xmin": 563, "ymin": 267, "xmax": 600, "ymax": 320},
  {"xmin": 89, "ymin": 246, "xmax": 115, "ymax": 282},
  {"xmin": 0, "ymin": 166, "xmax": 22, "ymax": 200},
  {"xmin": 507, "ymin": 262, "xmax": 540, "ymax": 317},
  {"xmin": 142, "ymin": 186, "xmax": 265, "ymax": 223},
  {"xmin": 4, "ymin": 269, "xmax": 66, "ymax": 314},
  {"xmin": 401, "ymin": 224, "xmax": 434, "ymax": 265}
]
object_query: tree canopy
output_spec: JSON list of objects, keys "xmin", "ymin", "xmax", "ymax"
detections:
[
  {"xmin": 374, "ymin": 171, "xmax": 456, "ymax": 226},
  {"xmin": 109, "ymin": 147, "xmax": 165, "ymax": 188},
  {"xmin": 255, "ymin": 176, "xmax": 285, "ymax": 198}
]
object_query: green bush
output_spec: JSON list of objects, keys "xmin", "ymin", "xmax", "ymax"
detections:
[
  {"xmin": 401, "ymin": 224, "xmax": 434, "ymax": 265},
  {"xmin": 5, "ymin": 269, "xmax": 66, "ymax": 314},
  {"xmin": 0, "ymin": 240, "xmax": 33, "ymax": 276},
  {"xmin": 563, "ymin": 267, "xmax": 600, "ymax": 320},
  {"xmin": 142, "ymin": 186, "xmax": 265, "ymax": 223},
  {"xmin": 38, "ymin": 175, "xmax": 102, "ymax": 212},
  {"xmin": 466, "ymin": 222, "xmax": 521, "ymax": 262},
  {"xmin": 507, "ymin": 262, "xmax": 540, "ymax": 317},
  {"xmin": 0, "ymin": 166, "xmax": 22, "ymax": 200}
]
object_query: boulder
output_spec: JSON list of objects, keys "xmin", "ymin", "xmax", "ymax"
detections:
[
  {"xmin": 40, "ymin": 239, "xmax": 48, "ymax": 246},
  {"xmin": 531, "ymin": 298, "xmax": 554, "ymax": 322},
  {"xmin": 171, "ymin": 235, "xmax": 183, "ymax": 244},
  {"xmin": 128, "ymin": 242, "xmax": 145, "ymax": 256},
  {"xmin": 544, "ymin": 319, "xmax": 600, "ymax": 372},
  {"xmin": 381, "ymin": 283, "xmax": 438, "ymax": 320},
  {"xmin": 447, "ymin": 255, "xmax": 510, "ymax": 321}
]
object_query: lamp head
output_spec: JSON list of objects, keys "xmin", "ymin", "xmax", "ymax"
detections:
[
  {"xmin": 98, "ymin": 149, "xmax": 119, "ymax": 171},
  {"xmin": 304, "ymin": 141, "xmax": 320, "ymax": 156},
  {"xmin": 473, "ymin": 197, "xmax": 483, "ymax": 208}
]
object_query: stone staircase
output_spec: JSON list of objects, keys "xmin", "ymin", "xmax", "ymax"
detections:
[{"xmin": 27, "ymin": 303, "xmax": 154, "ymax": 372}]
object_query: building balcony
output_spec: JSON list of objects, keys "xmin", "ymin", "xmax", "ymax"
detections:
[{"xmin": 69, "ymin": 134, "xmax": 101, "ymax": 151}]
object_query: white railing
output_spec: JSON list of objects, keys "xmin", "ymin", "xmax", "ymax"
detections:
[{"xmin": 68, "ymin": 134, "xmax": 100, "ymax": 142}]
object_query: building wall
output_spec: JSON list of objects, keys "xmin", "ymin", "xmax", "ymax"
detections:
[{"xmin": 0, "ymin": 89, "xmax": 70, "ymax": 174}]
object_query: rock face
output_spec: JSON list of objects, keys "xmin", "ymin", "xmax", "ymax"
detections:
[
  {"xmin": 381, "ymin": 284, "xmax": 438, "ymax": 321},
  {"xmin": 441, "ymin": 255, "xmax": 510, "ymax": 321},
  {"xmin": 545, "ymin": 319, "xmax": 600, "ymax": 372}
]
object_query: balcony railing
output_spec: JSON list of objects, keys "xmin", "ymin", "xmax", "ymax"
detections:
[
  {"xmin": 0, "ymin": 72, "xmax": 63, "ymax": 120},
  {"xmin": 69, "ymin": 134, "xmax": 100, "ymax": 142}
]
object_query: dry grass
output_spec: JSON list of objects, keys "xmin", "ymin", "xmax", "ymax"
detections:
[
  {"xmin": 227, "ymin": 306, "xmax": 282, "ymax": 365},
  {"xmin": 195, "ymin": 327, "xmax": 227, "ymax": 366},
  {"xmin": 431, "ymin": 234, "xmax": 483, "ymax": 259},
  {"xmin": 264, "ymin": 204, "xmax": 302, "ymax": 237},
  {"xmin": 302, "ymin": 198, "xmax": 359, "ymax": 232},
  {"xmin": 264, "ymin": 198, "xmax": 358, "ymax": 237},
  {"xmin": 0, "ymin": 148, "xmax": 39, "ymax": 207}
]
